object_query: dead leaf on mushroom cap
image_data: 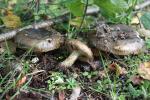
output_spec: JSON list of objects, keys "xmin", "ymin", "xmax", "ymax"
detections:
[{"xmin": 138, "ymin": 62, "xmax": 150, "ymax": 80}]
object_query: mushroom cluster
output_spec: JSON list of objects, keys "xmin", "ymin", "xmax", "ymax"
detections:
[
  {"xmin": 0, "ymin": 22, "xmax": 145, "ymax": 69},
  {"xmin": 15, "ymin": 28, "xmax": 64, "ymax": 53},
  {"xmin": 0, "ymin": 28, "xmax": 94, "ymax": 69}
]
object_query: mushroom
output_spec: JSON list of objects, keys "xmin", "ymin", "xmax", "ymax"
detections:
[
  {"xmin": 59, "ymin": 39, "xmax": 93, "ymax": 68},
  {"xmin": 14, "ymin": 28, "xmax": 64, "ymax": 53},
  {"xmin": 86, "ymin": 22, "xmax": 145, "ymax": 55}
]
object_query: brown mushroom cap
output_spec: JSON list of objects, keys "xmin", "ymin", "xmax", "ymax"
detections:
[
  {"xmin": 113, "ymin": 38, "xmax": 145, "ymax": 55},
  {"xmin": 59, "ymin": 39, "xmax": 93, "ymax": 68},
  {"xmin": 88, "ymin": 23, "xmax": 145, "ymax": 55},
  {"xmin": 14, "ymin": 28, "xmax": 64, "ymax": 52}
]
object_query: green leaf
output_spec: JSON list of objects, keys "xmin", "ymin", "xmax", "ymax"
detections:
[
  {"xmin": 94, "ymin": 0, "xmax": 130, "ymax": 23},
  {"xmin": 65, "ymin": 0, "xmax": 84, "ymax": 16},
  {"xmin": 140, "ymin": 12, "xmax": 150, "ymax": 30},
  {"xmin": 94, "ymin": 0, "xmax": 128, "ymax": 17}
]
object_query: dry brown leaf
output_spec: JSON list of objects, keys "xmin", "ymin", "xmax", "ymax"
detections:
[
  {"xmin": 109, "ymin": 62, "xmax": 127, "ymax": 76},
  {"xmin": 131, "ymin": 16, "xmax": 140, "ymax": 25},
  {"xmin": 16, "ymin": 76, "xmax": 27, "ymax": 87},
  {"xmin": 130, "ymin": 75, "xmax": 143, "ymax": 85},
  {"xmin": 6, "ymin": 93, "xmax": 10, "ymax": 100},
  {"xmin": 138, "ymin": 62, "xmax": 150, "ymax": 80},
  {"xmin": 58, "ymin": 90, "xmax": 65, "ymax": 100},
  {"xmin": 98, "ymin": 70, "xmax": 107, "ymax": 78},
  {"xmin": 2, "ymin": 11, "xmax": 21, "ymax": 28},
  {"xmin": 131, "ymin": 13, "xmax": 142, "ymax": 25}
]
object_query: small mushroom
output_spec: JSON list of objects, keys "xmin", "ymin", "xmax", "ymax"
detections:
[
  {"xmin": 14, "ymin": 28, "xmax": 64, "ymax": 53},
  {"xmin": 59, "ymin": 39, "xmax": 93, "ymax": 68}
]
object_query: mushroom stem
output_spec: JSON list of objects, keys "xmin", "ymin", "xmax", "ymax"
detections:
[{"xmin": 60, "ymin": 51, "xmax": 80, "ymax": 67}]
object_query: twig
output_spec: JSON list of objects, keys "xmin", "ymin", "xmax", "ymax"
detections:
[
  {"xmin": 0, "ymin": 6, "xmax": 99, "ymax": 42},
  {"xmin": 135, "ymin": 1, "xmax": 150, "ymax": 10},
  {"xmin": 0, "ymin": 11, "xmax": 69, "ymax": 42},
  {"xmin": 26, "ymin": 70, "xmax": 46, "ymax": 76},
  {"xmin": 0, "ymin": 20, "xmax": 54, "ymax": 42}
]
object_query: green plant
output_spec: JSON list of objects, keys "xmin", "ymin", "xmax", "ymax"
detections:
[
  {"xmin": 82, "ymin": 71, "xmax": 98, "ymax": 79},
  {"xmin": 47, "ymin": 72, "xmax": 66, "ymax": 91},
  {"xmin": 90, "ymin": 79, "xmax": 109, "ymax": 92},
  {"xmin": 128, "ymin": 83, "xmax": 142, "ymax": 98},
  {"xmin": 47, "ymin": 72, "xmax": 79, "ymax": 91},
  {"xmin": 66, "ymin": 78, "xmax": 78, "ymax": 89},
  {"xmin": 64, "ymin": 0, "xmax": 137, "ymax": 24}
]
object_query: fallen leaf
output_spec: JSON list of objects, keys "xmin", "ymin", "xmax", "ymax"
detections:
[
  {"xmin": 130, "ymin": 75, "xmax": 143, "ymax": 85},
  {"xmin": 109, "ymin": 62, "xmax": 127, "ymax": 76},
  {"xmin": 16, "ymin": 76, "xmax": 27, "ymax": 87},
  {"xmin": 6, "ymin": 93, "xmax": 10, "ymax": 100},
  {"xmin": 131, "ymin": 12, "xmax": 142, "ymax": 25},
  {"xmin": 131, "ymin": 16, "xmax": 140, "ymax": 25},
  {"xmin": 2, "ymin": 11, "xmax": 21, "ymax": 28},
  {"xmin": 58, "ymin": 90, "xmax": 65, "ymax": 100},
  {"xmin": 138, "ymin": 62, "xmax": 150, "ymax": 80},
  {"xmin": 98, "ymin": 70, "xmax": 107, "ymax": 78}
]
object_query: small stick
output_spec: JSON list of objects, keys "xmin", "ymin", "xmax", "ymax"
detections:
[
  {"xmin": 135, "ymin": 1, "xmax": 150, "ymax": 10},
  {"xmin": 0, "ymin": 6, "xmax": 100, "ymax": 42},
  {"xmin": 0, "ymin": 11, "xmax": 69, "ymax": 42},
  {"xmin": 0, "ymin": 20, "xmax": 54, "ymax": 42},
  {"xmin": 26, "ymin": 70, "xmax": 46, "ymax": 76}
]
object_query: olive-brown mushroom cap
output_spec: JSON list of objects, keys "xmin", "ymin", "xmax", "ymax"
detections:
[
  {"xmin": 14, "ymin": 28, "xmax": 64, "ymax": 52},
  {"xmin": 87, "ymin": 23, "xmax": 145, "ymax": 55}
]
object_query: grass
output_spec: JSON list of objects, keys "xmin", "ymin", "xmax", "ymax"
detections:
[
  {"xmin": 0, "ymin": 29, "xmax": 150, "ymax": 100},
  {"xmin": 0, "ymin": 1, "xmax": 150, "ymax": 99},
  {"xmin": 0, "ymin": 40, "xmax": 150, "ymax": 99}
]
